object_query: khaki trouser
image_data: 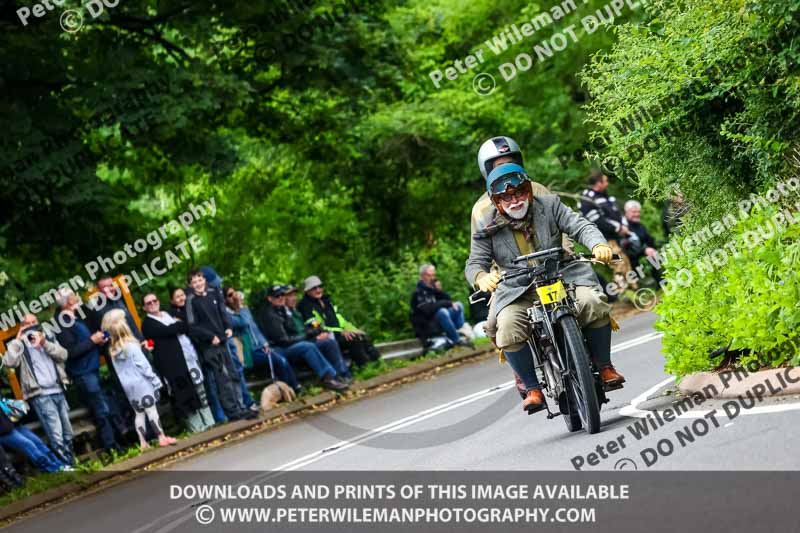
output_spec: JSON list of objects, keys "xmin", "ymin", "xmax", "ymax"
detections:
[{"xmin": 485, "ymin": 285, "xmax": 611, "ymax": 352}]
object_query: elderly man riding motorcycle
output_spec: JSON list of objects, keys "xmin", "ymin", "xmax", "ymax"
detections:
[{"xmin": 465, "ymin": 136, "xmax": 626, "ymax": 414}]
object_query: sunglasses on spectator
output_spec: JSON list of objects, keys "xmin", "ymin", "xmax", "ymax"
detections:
[
  {"xmin": 144, "ymin": 298, "xmax": 158, "ymax": 305},
  {"xmin": 226, "ymin": 291, "xmax": 235, "ymax": 298},
  {"xmin": 312, "ymin": 285, "xmax": 323, "ymax": 290}
]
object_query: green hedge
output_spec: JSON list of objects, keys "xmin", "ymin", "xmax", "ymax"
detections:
[
  {"xmin": 581, "ymin": 0, "xmax": 800, "ymax": 377},
  {"xmin": 656, "ymin": 198, "xmax": 800, "ymax": 377}
]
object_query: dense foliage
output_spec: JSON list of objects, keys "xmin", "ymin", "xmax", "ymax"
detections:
[
  {"xmin": 582, "ymin": 0, "xmax": 800, "ymax": 375},
  {"xmin": 1, "ymin": 0, "xmax": 646, "ymax": 340},
  {"xmin": 654, "ymin": 196, "xmax": 800, "ymax": 377},
  {"xmin": 4, "ymin": 0, "xmax": 796, "ymax": 365}
]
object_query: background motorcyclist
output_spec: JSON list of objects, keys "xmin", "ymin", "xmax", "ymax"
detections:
[{"xmin": 466, "ymin": 137, "xmax": 625, "ymax": 414}]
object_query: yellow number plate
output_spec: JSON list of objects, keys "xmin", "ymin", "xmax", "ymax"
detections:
[{"xmin": 536, "ymin": 281, "xmax": 567, "ymax": 304}]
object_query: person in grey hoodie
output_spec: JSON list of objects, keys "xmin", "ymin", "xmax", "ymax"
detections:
[
  {"xmin": 3, "ymin": 314, "xmax": 75, "ymax": 465},
  {"xmin": 101, "ymin": 309, "xmax": 177, "ymax": 449}
]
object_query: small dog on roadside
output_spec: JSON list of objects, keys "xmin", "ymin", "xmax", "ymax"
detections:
[{"xmin": 260, "ymin": 381, "xmax": 297, "ymax": 411}]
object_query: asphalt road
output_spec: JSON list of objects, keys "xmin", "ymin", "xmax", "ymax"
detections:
[
  {"xmin": 166, "ymin": 310, "xmax": 800, "ymax": 472},
  {"xmin": 7, "ymin": 311, "xmax": 800, "ymax": 533}
]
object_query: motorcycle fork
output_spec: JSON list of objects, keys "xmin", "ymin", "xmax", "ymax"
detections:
[
  {"xmin": 528, "ymin": 308, "xmax": 554, "ymax": 389},
  {"xmin": 528, "ymin": 306, "xmax": 562, "ymax": 419}
]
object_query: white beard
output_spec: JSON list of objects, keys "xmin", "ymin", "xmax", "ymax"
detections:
[{"xmin": 505, "ymin": 199, "xmax": 529, "ymax": 220}]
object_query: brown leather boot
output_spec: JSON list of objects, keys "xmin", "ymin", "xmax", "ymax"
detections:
[
  {"xmin": 522, "ymin": 389, "xmax": 545, "ymax": 413},
  {"xmin": 600, "ymin": 366, "xmax": 626, "ymax": 386}
]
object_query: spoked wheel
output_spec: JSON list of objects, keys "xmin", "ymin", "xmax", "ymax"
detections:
[{"xmin": 558, "ymin": 315, "xmax": 601, "ymax": 434}]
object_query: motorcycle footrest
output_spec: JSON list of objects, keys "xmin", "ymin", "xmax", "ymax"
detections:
[{"xmin": 525, "ymin": 403, "xmax": 547, "ymax": 416}]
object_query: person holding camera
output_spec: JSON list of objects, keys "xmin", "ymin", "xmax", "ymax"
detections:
[
  {"xmin": 3, "ymin": 314, "xmax": 75, "ymax": 466},
  {"xmin": 257, "ymin": 285, "xmax": 350, "ymax": 391}
]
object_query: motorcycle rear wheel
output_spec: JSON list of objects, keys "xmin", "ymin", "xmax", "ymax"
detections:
[{"xmin": 559, "ymin": 315, "xmax": 601, "ymax": 434}]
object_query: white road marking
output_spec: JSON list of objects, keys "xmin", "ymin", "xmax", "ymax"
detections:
[
  {"xmin": 620, "ymin": 374, "xmax": 800, "ymax": 420},
  {"xmin": 138, "ymin": 382, "xmax": 518, "ymax": 533},
  {"xmin": 619, "ymin": 376, "xmax": 675, "ymax": 418},
  {"xmin": 275, "ymin": 331, "xmax": 665, "ymax": 471},
  {"xmin": 274, "ymin": 381, "xmax": 517, "ymax": 471},
  {"xmin": 611, "ymin": 331, "xmax": 663, "ymax": 352}
]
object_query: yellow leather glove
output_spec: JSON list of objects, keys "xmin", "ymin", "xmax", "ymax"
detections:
[
  {"xmin": 592, "ymin": 243, "xmax": 613, "ymax": 264},
  {"xmin": 475, "ymin": 271, "xmax": 501, "ymax": 293}
]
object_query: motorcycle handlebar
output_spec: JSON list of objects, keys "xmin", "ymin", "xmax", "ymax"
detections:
[
  {"xmin": 469, "ymin": 252, "xmax": 621, "ymax": 304},
  {"xmin": 514, "ymin": 248, "xmax": 621, "ymax": 263},
  {"xmin": 513, "ymin": 247, "xmax": 563, "ymax": 263},
  {"xmin": 577, "ymin": 253, "xmax": 622, "ymax": 261}
]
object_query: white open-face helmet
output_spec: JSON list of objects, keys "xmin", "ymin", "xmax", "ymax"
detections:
[{"xmin": 477, "ymin": 136, "xmax": 523, "ymax": 179}]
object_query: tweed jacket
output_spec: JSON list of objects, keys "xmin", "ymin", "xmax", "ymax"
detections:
[{"xmin": 465, "ymin": 193, "xmax": 605, "ymax": 317}]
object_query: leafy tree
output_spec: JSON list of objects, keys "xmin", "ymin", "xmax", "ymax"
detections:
[{"xmin": 0, "ymin": 0, "xmax": 647, "ymax": 339}]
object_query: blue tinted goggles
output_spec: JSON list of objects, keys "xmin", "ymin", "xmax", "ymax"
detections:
[{"xmin": 487, "ymin": 163, "xmax": 529, "ymax": 195}]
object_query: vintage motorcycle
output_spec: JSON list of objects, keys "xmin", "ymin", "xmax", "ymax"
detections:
[{"xmin": 473, "ymin": 246, "xmax": 621, "ymax": 434}]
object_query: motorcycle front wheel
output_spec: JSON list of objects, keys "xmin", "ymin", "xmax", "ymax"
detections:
[
  {"xmin": 558, "ymin": 315, "xmax": 601, "ymax": 434},
  {"xmin": 560, "ymin": 391, "xmax": 583, "ymax": 432}
]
